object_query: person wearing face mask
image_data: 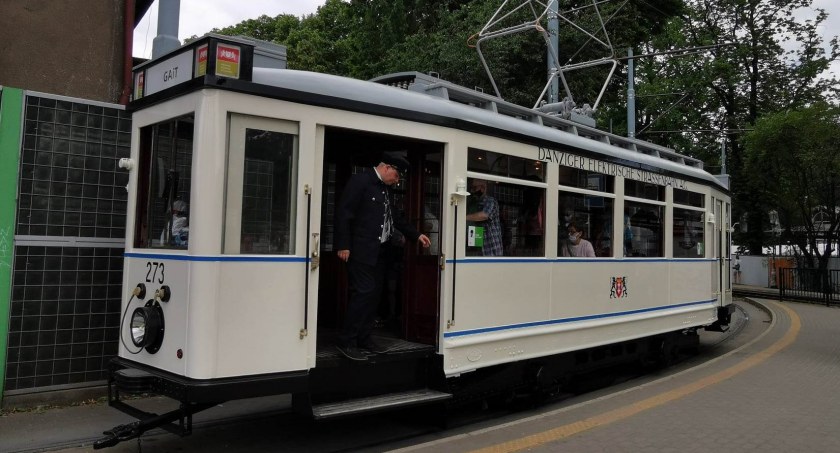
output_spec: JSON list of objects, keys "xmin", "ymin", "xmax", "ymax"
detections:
[
  {"xmin": 465, "ymin": 178, "xmax": 503, "ymax": 256},
  {"xmin": 561, "ymin": 221, "xmax": 596, "ymax": 257}
]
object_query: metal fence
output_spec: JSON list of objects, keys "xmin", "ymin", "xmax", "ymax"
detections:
[{"xmin": 779, "ymin": 268, "xmax": 840, "ymax": 306}]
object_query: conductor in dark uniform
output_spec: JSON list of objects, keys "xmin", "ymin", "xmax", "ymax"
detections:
[{"xmin": 335, "ymin": 152, "xmax": 431, "ymax": 361}]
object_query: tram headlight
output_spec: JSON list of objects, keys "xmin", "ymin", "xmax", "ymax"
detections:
[{"xmin": 130, "ymin": 302, "xmax": 165, "ymax": 353}]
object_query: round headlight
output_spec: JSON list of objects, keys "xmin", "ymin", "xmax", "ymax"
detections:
[
  {"xmin": 129, "ymin": 303, "xmax": 164, "ymax": 353},
  {"xmin": 130, "ymin": 308, "xmax": 148, "ymax": 347}
]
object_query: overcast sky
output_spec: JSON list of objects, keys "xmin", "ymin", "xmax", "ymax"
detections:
[{"xmin": 134, "ymin": 0, "xmax": 838, "ymax": 77}]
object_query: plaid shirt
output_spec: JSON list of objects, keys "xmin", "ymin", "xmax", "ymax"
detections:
[{"xmin": 476, "ymin": 195, "xmax": 503, "ymax": 256}]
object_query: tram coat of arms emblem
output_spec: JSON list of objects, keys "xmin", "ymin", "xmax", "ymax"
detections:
[{"xmin": 610, "ymin": 276, "xmax": 628, "ymax": 298}]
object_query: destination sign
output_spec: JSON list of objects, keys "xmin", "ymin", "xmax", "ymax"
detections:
[
  {"xmin": 144, "ymin": 49, "xmax": 195, "ymax": 97},
  {"xmin": 538, "ymin": 147, "xmax": 687, "ymax": 189}
]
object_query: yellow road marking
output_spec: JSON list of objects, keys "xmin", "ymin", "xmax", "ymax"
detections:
[{"xmin": 470, "ymin": 301, "xmax": 800, "ymax": 453}]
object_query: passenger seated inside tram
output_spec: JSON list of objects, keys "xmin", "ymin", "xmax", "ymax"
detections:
[
  {"xmin": 465, "ymin": 179, "xmax": 503, "ymax": 256},
  {"xmin": 161, "ymin": 200, "xmax": 189, "ymax": 247},
  {"xmin": 560, "ymin": 221, "xmax": 595, "ymax": 257}
]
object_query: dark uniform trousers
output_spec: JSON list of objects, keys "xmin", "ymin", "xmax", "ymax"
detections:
[{"xmin": 340, "ymin": 244, "xmax": 391, "ymax": 347}]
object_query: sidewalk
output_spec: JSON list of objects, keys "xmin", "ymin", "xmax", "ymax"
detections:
[
  {"xmin": 392, "ymin": 297, "xmax": 840, "ymax": 452},
  {"xmin": 0, "ymin": 394, "xmax": 292, "ymax": 453}
]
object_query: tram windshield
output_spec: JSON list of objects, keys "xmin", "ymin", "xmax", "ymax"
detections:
[{"xmin": 134, "ymin": 115, "xmax": 194, "ymax": 249}]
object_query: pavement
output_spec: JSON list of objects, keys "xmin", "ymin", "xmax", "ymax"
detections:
[
  {"xmin": 389, "ymin": 296, "xmax": 840, "ymax": 452},
  {"xmin": 3, "ymin": 291, "xmax": 840, "ymax": 452},
  {"xmin": 0, "ymin": 393, "xmax": 292, "ymax": 453}
]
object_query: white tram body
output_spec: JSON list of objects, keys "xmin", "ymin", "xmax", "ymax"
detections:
[{"xmin": 100, "ymin": 36, "xmax": 733, "ymax": 445}]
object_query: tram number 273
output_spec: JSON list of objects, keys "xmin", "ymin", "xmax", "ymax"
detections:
[{"xmin": 145, "ymin": 262, "xmax": 165, "ymax": 284}]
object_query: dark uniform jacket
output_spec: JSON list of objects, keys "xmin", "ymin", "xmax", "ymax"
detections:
[{"xmin": 335, "ymin": 168, "xmax": 420, "ymax": 266}]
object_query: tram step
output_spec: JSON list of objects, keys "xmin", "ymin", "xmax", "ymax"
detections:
[{"xmin": 311, "ymin": 388, "xmax": 452, "ymax": 419}]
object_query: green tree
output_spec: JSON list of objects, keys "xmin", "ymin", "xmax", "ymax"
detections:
[
  {"xmin": 209, "ymin": 14, "xmax": 301, "ymax": 43},
  {"xmin": 379, "ymin": 0, "xmax": 684, "ymax": 107},
  {"xmin": 743, "ymin": 103, "xmax": 840, "ymax": 270},
  {"xmin": 285, "ymin": 0, "xmax": 355, "ymax": 73},
  {"xmin": 209, "ymin": 0, "xmax": 354, "ymax": 73},
  {"xmin": 630, "ymin": 0, "xmax": 839, "ymax": 254},
  {"xmin": 206, "ymin": 0, "xmax": 684, "ymax": 108}
]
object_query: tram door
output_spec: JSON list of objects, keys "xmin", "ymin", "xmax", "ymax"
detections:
[
  {"xmin": 402, "ymin": 153, "xmax": 442, "ymax": 344},
  {"xmin": 725, "ymin": 202, "xmax": 732, "ymax": 294},
  {"xmin": 318, "ymin": 127, "xmax": 443, "ymax": 346},
  {"xmin": 714, "ymin": 199, "xmax": 725, "ymax": 302},
  {"xmin": 226, "ymin": 114, "xmax": 316, "ymax": 370}
]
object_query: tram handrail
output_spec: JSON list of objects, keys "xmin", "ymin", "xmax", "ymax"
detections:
[{"xmin": 302, "ymin": 185, "xmax": 312, "ymax": 339}]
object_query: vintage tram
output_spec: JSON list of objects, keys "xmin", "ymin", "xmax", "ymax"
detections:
[{"xmin": 95, "ymin": 35, "xmax": 733, "ymax": 448}]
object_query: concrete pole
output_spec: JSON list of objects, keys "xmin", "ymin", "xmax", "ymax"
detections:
[
  {"xmin": 627, "ymin": 48, "xmax": 635, "ymax": 138},
  {"xmin": 152, "ymin": 0, "xmax": 182, "ymax": 58}
]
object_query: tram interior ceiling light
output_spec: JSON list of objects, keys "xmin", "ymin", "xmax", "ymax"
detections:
[{"xmin": 131, "ymin": 301, "xmax": 165, "ymax": 354}]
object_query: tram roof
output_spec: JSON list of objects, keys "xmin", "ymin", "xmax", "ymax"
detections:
[
  {"xmin": 130, "ymin": 35, "xmax": 726, "ymax": 191},
  {"xmin": 249, "ymin": 68, "xmax": 725, "ymax": 189}
]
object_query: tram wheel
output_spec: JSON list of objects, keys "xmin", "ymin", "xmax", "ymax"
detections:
[{"xmin": 657, "ymin": 335, "xmax": 680, "ymax": 367}]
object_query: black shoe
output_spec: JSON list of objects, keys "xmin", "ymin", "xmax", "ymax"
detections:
[
  {"xmin": 359, "ymin": 338, "xmax": 390, "ymax": 354},
  {"xmin": 336, "ymin": 344, "xmax": 367, "ymax": 361}
]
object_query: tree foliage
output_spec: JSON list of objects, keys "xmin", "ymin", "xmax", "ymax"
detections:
[
  {"xmin": 208, "ymin": 0, "xmax": 686, "ymax": 107},
  {"xmin": 627, "ymin": 0, "xmax": 839, "ymax": 255},
  {"xmin": 743, "ymin": 103, "xmax": 840, "ymax": 269}
]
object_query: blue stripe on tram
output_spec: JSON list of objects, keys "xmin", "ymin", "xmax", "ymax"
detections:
[
  {"xmin": 124, "ymin": 252, "xmax": 308, "ymax": 262},
  {"xmin": 443, "ymin": 299, "xmax": 717, "ymax": 338}
]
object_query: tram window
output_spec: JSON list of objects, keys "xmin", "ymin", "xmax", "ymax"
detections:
[
  {"xmin": 624, "ymin": 201, "xmax": 664, "ymax": 257},
  {"xmin": 134, "ymin": 116, "xmax": 194, "ymax": 249},
  {"xmin": 422, "ymin": 160, "xmax": 442, "ymax": 255},
  {"xmin": 558, "ymin": 192, "xmax": 613, "ymax": 257},
  {"xmin": 674, "ymin": 188, "xmax": 705, "ymax": 208},
  {"xmin": 558, "ymin": 167, "xmax": 614, "ymax": 193},
  {"xmin": 237, "ymin": 129, "xmax": 297, "ymax": 254},
  {"xmin": 625, "ymin": 180, "xmax": 664, "ymax": 201},
  {"xmin": 465, "ymin": 178, "xmax": 546, "ymax": 257},
  {"xmin": 468, "ymin": 148, "xmax": 546, "ymax": 181},
  {"xmin": 673, "ymin": 208, "xmax": 705, "ymax": 258}
]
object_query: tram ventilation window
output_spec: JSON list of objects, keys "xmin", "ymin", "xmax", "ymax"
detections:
[{"xmin": 674, "ymin": 189, "xmax": 705, "ymax": 208}]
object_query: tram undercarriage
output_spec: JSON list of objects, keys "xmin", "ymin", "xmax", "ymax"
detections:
[{"xmin": 96, "ymin": 327, "xmax": 698, "ymax": 448}]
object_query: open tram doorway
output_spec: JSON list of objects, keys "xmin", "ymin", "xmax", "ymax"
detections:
[{"xmin": 317, "ymin": 127, "xmax": 444, "ymax": 355}]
